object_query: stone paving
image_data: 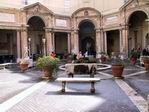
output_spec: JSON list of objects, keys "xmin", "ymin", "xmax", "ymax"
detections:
[
  {"xmin": 0, "ymin": 64, "xmax": 148, "ymax": 112},
  {"xmin": 0, "ymin": 67, "xmax": 42, "ymax": 104}
]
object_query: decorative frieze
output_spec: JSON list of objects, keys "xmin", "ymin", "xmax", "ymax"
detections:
[
  {"xmin": 55, "ymin": 19, "xmax": 67, "ymax": 27},
  {"xmin": 0, "ymin": 12, "xmax": 15, "ymax": 22}
]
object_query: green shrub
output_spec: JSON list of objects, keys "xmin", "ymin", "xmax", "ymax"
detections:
[{"xmin": 36, "ymin": 56, "xmax": 59, "ymax": 69}]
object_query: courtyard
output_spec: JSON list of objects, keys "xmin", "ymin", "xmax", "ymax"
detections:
[
  {"xmin": 0, "ymin": 61, "xmax": 148, "ymax": 112},
  {"xmin": 0, "ymin": 0, "xmax": 149, "ymax": 112}
]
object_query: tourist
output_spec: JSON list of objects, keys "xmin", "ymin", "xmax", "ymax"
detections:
[
  {"xmin": 76, "ymin": 51, "xmax": 83, "ymax": 59},
  {"xmin": 50, "ymin": 51, "xmax": 56, "ymax": 58}
]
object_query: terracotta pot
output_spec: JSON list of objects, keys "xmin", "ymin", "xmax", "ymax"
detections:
[
  {"xmin": 42, "ymin": 66, "xmax": 54, "ymax": 79},
  {"xmin": 143, "ymin": 58, "xmax": 149, "ymax": 71},
  {"xmin": 144, "ymin": 63, "xmax": 149, "ymax": 71},
  {"xmin": 100, "ymin": 56, "xmax": 107, "ymax": 63},
  {"xmin": 112, "ymin": 65, "xmax": 124, "ymax": 78},
  {"xmin": 20, "ymin": 64, "xmax": 28, "ymax": 72},
  {"xmin": 143, "ymin": 58, "xmax": 149, "ymax": 64},
  {"xmin": 130, "ymin": 57, "xmax": 137, "ymax": 65}
]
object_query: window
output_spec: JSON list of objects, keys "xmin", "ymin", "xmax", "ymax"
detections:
[
  {"xmin": 124, "ymin": 0, "xmax": 128, "ymax": 3},
  {"xmin": 22, "ymin": 0, "xmax": 28, "ymax": 5},
  {"xmin": 64, "ymin": 0, "xmax": 70, "ymax": 13}
]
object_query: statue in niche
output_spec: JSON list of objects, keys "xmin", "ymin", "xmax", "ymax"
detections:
[
  {"xmin": 84, "ymin": 10, "xmax": 89, "ymax": 16},
  {"xmin": 86, "ymin": 42, "xmax": 91, "ymax": 51},
  {"xmin": 33, "ymin": 5, "xmax": 40, "ymax": 14}
]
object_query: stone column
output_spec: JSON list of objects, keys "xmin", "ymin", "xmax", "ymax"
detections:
[
  {"xmin": 103, "ymin": 31, "xmax": 107, "ymax": 53},
  {"xmin": 71, "ymin": 31, "xmax": 74, "ymax": 52},
  {"xmin": 122, "ymin": 26, "xmax": 129, "ymax": 56},
  {"xmin": 42, "ymin": 38, "xmax": 46, "ymax": 55},
  {"xmin": 119, "ymin": 29, "xmax": 123, "ymax": 53},
  {"xmin": 45, "ymin": 29, "xmax": 53, "ymax": 55},
  {"xmin": 20, "ymin": 29, "xmax": 28, "ymax": 58},
  {"xmin": 67, "ymin": 33, "xmax": 71, "ymax": 53},
  {"xmin": 52, "ymin": 32, "xmax": 55, "ymax": 52},
  {"xmin": 96, "ymin": 29, "xmax": 102, "ymax": 53},
  {"xmin": 101, "ymin": 30, "xmax": 104, "ymax": 52},
  {"xmin": 17, "ymin": 30, "xmax": 21, "ymax": 59},
  {"xmin": 73, "ymin": 29, "xmax": 79, "ymax": 53}
]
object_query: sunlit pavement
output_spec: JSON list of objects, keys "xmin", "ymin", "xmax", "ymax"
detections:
[{"xmin": 0, "ymin": 65, "xmax": 148, "ymax": 112}]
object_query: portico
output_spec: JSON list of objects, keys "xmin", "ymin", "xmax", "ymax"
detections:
[{"xmin": 0, "ymin": 0, "xmax": 148, "ymax": 62}]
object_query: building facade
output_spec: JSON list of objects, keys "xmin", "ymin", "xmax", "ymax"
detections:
[{"xmin": 0, "ymin": 0, "xmax": 149, "ymax": 62}]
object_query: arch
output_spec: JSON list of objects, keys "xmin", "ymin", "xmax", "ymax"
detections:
[
  {"xmin": 126, "ymin": 9, "xmax": 149, "ymax": 24},
  {"xmin": 77, "ymin": 19, "xmax": 97, "ymax": 29},
  {"xmin": 27, "ymin": 15, "xmax": 46, "ymax": 27},
  {"xmin": 72, "ymin": 7, "xmax": 101, "ymax": 17},
  {"xmin": 27, "ymin": 16, "xmax": 46, "ymax": 57},
  {"xmin": 127, "ymin": 9, "xmax": 149, "ymax": 52},
  {"xmin": 78, "ymin": 20, "xmax": 96, "ymax": 55}
]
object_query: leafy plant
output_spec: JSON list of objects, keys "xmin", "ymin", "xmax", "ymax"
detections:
[
  {"xmin": 130, "ymin": 49, "xmax": 140, "ymax": 59},
  {"xmin": 74, "ymin": 57, "xmax": 98, "ymax": 63},
  {"xmin": 36, "ymin": 56, "xmax": 59, "ymax": 69},
  {"xmin": 18, "ymin": 58, "xmax": 29, "ymax": 64},
  {"xmin": 112, "ymin": 57, "xmax": 124, "ymax": 66}
]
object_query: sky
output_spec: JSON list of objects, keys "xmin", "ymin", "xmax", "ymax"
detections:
[{"xmin": 28, "ymin": 0, "xmax": 44, "ymax": 4}]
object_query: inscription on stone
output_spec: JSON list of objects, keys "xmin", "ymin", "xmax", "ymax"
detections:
[
  {"xmin": 0, "ymin": 12, "xmax": 15, "ymax": 22},
  {"xmin": 56, "ymin": 19, "xmax": 67, "ymax": 27}
]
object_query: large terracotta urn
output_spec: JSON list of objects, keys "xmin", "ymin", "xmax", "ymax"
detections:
[
  {"xmin": 20, "ymin": 64, "xmax": 28, "ymax": 72},
  {"xmin": 42, "ymin": 66, "xmax": 54, "ymax": 79},
  {"xmin": 143, "ymin": 57, "xmax": 149, "ymax": 71},
  {"xmin": 112, "ymin": 65, "xmax": 124, "ymax": 78}
]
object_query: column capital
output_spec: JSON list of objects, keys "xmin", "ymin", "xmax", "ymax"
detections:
[
  {"xmin": 20, "ymin": 24, "xmax": 28, "ymax": 32},
  {"xmin": 95, "ymin": 28, "xmax": 103, "ymax": 33},
  {"xmin": 21, "ymin": 28, "xmax": 27, "ymax": 32},
  {"xmin": 16, "ymin": 29, "xmax": 21, "ymax": 32},
  {"xmin": 119, "ymin": 23, "xmax": 129, "ymax": 30},
  {"xmin": 67, "ymin": 32, "xmax": 71, "ymax": 36},
  {"xmin": 73, "ymin": 29, "xmax": 79, "ymax": 34},
  {"xmin": 45, "ymin": 28, "xmax": 53, "ymax": 33}
]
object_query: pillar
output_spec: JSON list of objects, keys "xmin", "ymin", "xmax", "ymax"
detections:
[
  {"xmin": 119, "ymin": 29, "xmax": 123, "ymax": 53},
  {"xmin": 96, "ymin": 29, "xmax": 102, "ymax": 53},
  {"xmin": 67, "ymin": 33, "xmax": 71, "ymax": 53},
  {"xmin": 20, "ymin": 29, "xmax": 28, "ymax": 58},
  {"xmin": 52, "ymin": 32, "xmax": 55, "ymax": 52},
  {"xmin": 45, "ymin": 29, "xmax": 53, "ymax": 54},
  {"xmin": 42, "ymin": 38, "xmax": 46, "ymax": 55},
  {"xmin": 103, "ymin": 31, "xmax": 107, "ymax": 53},
  {"xmin": 71, "ymin": 31, "xmax": 74, "ymax": 53},
  {"xmin": 73, "ymin": 29, "xmax": 79, "ymax": 53},
  {"xmin": 122, "ymin": 26, "xmax": 129, "ymax": 56},
  {"xmin": 17, "ymin": 30, "xmax": 21, "ymax": 59}
]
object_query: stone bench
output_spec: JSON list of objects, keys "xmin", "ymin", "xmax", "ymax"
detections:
[
  {"xmin": 65, "ymin": 63, "xmax": 97, "ymax": 77},
  {"xmin": 56, "ymin": 77, "xmax": 100, "ymax": 93},
  {"xmin": 0, "ymin": 63, "xmax": 15, "ymax": 69}
]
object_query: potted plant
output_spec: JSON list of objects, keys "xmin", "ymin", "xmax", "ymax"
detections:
[
  {"xmin": 74, "ymin": 57, "xmax": 98, "ymax": 63},
  {"xmin": 19, "ymin": 59, "xmax": 29, "ymax": 72},
  {"xmin": 99, "ymin": 52, "xmax": 108, "ymax": 63},
  {"xmin": 130, "ymin": 49, "xmax": 139, "ymax": 65},
  {"xmin": 36, "ymin": 56, "xmax": 59, "ymax": 79},
  {"xmin": 112, "ymin": 57, "xmax": 124, "ymax": 79},
  {"xmin": 142, "ymin": 56, "xmax": 149, "ymax": 71}
]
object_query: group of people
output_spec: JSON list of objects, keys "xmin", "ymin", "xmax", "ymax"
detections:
[
  {"xmin": 142, "ymin": 48, "xmax": 149, "ymax": 56},
  {"xmin": 76, "ymin": 51, "xmax": 96, "ymax": 60},
  {"xmin": 130, "ymin": 47, "xmax": 149, "ymax": 59}
]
